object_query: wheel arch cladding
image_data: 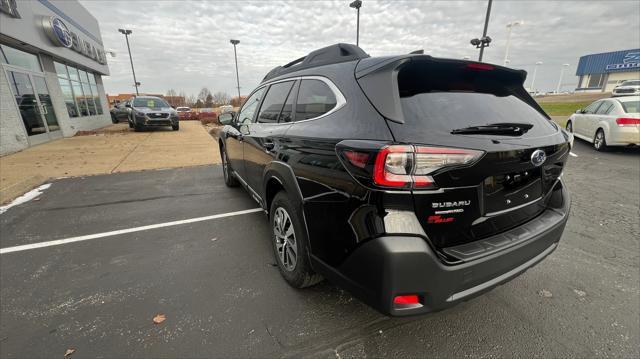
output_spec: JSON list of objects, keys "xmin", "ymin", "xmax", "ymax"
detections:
[{"xmin": 262, "ymin": 162, "xmax": 304, "ymax": 212}]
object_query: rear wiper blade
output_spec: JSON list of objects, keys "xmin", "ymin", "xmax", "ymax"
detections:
[{"xmin": 451, "ymin": 123, "xmax": 533, "ymax": 136}]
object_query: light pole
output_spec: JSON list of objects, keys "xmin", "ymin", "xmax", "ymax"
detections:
[
  {"xmin": 470, "ymin": 0, "xmax": 493, "ymax": 62},
  {"xmin": 503, "ymin": 20, "xmax": 523, "ymax": 66},
  {"xmin": 530, "ymin": 61, "xmax": 542, "ymax": 93},
  {"xmin": 349, "ymin": 0, "xmax": 362, "ymax": 46},
  {"xmin": 230, "ymin": 39, "xmax": 241, "ymax": 101},
  {"xmin": 556, "ymin": 63, "xmax": 570, "ymax": 94},
  {"xmin": 118, "ymin": 28, "xmax": 139, "ymax": 95}
]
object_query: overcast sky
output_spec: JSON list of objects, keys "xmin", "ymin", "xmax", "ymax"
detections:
[{"xmin": 81, "ymin": 0, "xmax": 640, "ymax": 97}]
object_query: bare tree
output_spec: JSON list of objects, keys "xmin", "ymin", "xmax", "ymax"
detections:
[
  {"xmin": 197, "ymin": 87, "xmax": 212, "ymax": 106},
  {"xmin": 211, "ymin": 91, "xmax": 231, "ymax": 106},
  {"xmin": 186, "ymin": 94, "xmax": 197, "ymax": 107},
  {"xmin": 178, "ymin": 90, "xmax": 187, "ymax": 106},
  {"xmin": 165, "ymin": 89, "xmax": 177, "ymax": 106}
]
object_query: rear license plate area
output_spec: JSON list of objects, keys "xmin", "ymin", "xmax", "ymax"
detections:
[{"xmin": 483, "ymin": 168, "xmax": 542, "ymax": 214}]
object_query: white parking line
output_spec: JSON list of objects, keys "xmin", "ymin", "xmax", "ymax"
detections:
[
  {"xmin": 0, "ymin": 208, "xmax": 263, "ymax": 255},
  {"xmin": 569, "ymin": 152, "xmax": 578, "ymax": 157}
]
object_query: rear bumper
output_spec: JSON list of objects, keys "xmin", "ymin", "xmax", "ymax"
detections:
[
  {"xmin": 317, "ymin": 181, "xmax": 570, "ymax": 316},
  {"xmin": 608, "ymin": 126, "xmax": 640, "ymax": 146}
]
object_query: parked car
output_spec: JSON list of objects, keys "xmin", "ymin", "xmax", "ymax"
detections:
[
  {"xmin": 110, "ymin": 100, "xmax": 130, "ymax": 123},
  {"xmin": 176, "ymin": 106, "xmax": 199, "ymax": 120},
  {"xmin": 198, "ymin": 108, "xmax": 218, "ymax": 120},
  {"xmin": 612, "ymin": 80, "xmax": 640, "ymax": 97},
  {"xmin": 219, "ymin": 105, "xmax": 233, "ymax": 113},
  {"xmin": 126, "ymin": 96, "xmax": 179, "ymax": 131},
  {"xmin": 566, "ymin": 96, "xmax": 640, "ymax": 151},
  {"xmin": 217, "ymin": 43, "xmax": 572, "ymax": 316}
]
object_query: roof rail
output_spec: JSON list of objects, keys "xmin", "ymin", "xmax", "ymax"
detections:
[{"xmin": 261, "ymin": 43, "xmax": 369, "ymax": 82}]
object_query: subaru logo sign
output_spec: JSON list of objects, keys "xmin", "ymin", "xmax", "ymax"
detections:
[
  {"xmin": 530, "ymin": 149, "xmax": 546, "ymax": 167},
  {"xmin": 43, "ymin": 16, "xmax": 72, "ymax": 48},
  {"xmin": 51, "ymin": 18, "xmax": 73, "ymax": 48}
]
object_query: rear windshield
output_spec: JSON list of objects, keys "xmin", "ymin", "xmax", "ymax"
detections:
[
  {"xmin": 621, "ymin": 100, "xmax": 640, "ymax": 113},
  {"xmin": 401, "ymin": 93, "xmax": 556, "ymax": 136},
  {"xmin": 134, "ymin": 98, "xmax": 169, "ymax": 108},
  {"xmin": 621, "ymin": 80, "xmax": 640, "ymax": 86},
  {"xmin": 398, "ymin": 60, "xmax": 556, "ymax": 137}
]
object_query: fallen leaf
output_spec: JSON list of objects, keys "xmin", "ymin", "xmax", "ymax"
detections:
[
  {"xmin": 153, "ymin": 313, "xmax": 166, "ymax": 324},
  {"xmin": 64, "ymin": 348, "xmax": 76, "ymax": 357},
  {"xmin": 538, "ymin": 289, "xmax": 553, "ymax": 298}
]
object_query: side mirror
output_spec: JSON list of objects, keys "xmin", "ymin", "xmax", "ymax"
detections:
[
  {"xmin": 219, "ymin": 112, "xmax": 235, "ymax": 125},
  {"xmin": 125, "ymin": 103, "xmax": 131, "ymax": 108}
]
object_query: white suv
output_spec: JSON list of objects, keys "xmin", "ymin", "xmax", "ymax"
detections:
[{"xmin": 612, "ymin": 80, "xmax": 640, "ymax": 97}]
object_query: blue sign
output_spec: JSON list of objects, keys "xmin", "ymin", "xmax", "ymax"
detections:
[{"xmin": 606, "ymin": 51, "xmax": 640, "ymax": 70}]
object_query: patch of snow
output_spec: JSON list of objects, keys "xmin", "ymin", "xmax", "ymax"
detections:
[{"xmin": 0, "ymin": 183, "xmax": 51, "ymax": 214}]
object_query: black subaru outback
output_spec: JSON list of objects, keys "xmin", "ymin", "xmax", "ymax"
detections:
[{"xmin": 217, "ymin": 44, "xmax": 572, "ymax": 316}]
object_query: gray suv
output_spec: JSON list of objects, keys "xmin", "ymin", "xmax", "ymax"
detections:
[{"xmin": 127, "ymin": 96, "xmax": 180, "ymax": 131}]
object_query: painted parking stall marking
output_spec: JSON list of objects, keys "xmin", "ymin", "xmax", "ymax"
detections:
[{"xmin": 0, "ymin": 208, "xmax": 263, "ymax": 255}]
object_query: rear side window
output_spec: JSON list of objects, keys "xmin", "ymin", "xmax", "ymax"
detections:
[
  {"xmin": 595, "ymin": 102, "xmax": 613, "ymax": 115},
  {"xmin": 295, "ymin": 80, "xmax": 337, "ymax": 121},
  {"xmin": 257, "ymin": 81, "xmax": 295, "ymax": 123}
]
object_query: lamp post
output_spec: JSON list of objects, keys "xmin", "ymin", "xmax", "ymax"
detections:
[
  {"xmin": 349, "ymin": 0, "xmax": 362, "ymax": 46},
  {"xmin": 530, "ymin": 61, "xmax": 542, "ymax": 93},
  {"xmin": 118, "ymin": 28, "xmax": 139, "ymax": 95},
  {"xmin": 556, "ymin": 63, "xmax": 570, "ymax": 94},
  {"xmin": 470, "ymin": 0, "xmax": 493, "ymax": 62},
  {"xmin": 503, "ymin": 20, "xmax": 523, "ymax": 66},
  {"xmin": 230, "ymin": 39, "xmax": 241, "ymax": 101}
]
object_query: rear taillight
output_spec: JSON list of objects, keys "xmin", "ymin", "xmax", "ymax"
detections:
[
  {"xmin": 616, "ymin": 118, "xmax": 640, "ymax": 126},
  {"xmin": 373, "ymin": 145, "xmax": 483, "ymax": 189}
]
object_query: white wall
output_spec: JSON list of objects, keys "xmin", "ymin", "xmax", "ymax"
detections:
[
  {"xmin": 604, "ymin": 71, "xmax": 640, "ymax": 92},
  {"xmin": 0, "ymin": 69, "xmax": 29, "ymax": 155}
]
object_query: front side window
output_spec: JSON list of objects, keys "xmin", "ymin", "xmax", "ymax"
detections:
[
  {"xmin": 238, "ymin": 87, "xmax": 266, "ymax": 124},
  {"xmin": 257, "ymin": 81, "xmax": 295, "ymax": 123},
  {"xmin": 584, "ymin": 101, "xmax": 602, "ymax": 114},
  {"xmin": 295, "ymin": 79, "xmax": 337, "ymax": 121}
]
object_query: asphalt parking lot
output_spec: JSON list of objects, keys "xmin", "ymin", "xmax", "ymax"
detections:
[{"xmin": 1, "ymin": 140, "xmax": 638, "ymax": 358}]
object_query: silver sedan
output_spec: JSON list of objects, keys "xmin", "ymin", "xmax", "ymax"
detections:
[{"xmin": 566, "ymin": 96, "xmax": 640, "ymax": 151}]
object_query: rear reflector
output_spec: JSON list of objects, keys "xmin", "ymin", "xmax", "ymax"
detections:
[
  {"xmin": 343, "ymin": 150, "xmax": 369, "ymax": 168},
  {"xmin": 393, "ymin": 295, "xmax": 420, "ymax": 305},
  {"xmin": 616, "ymin": 117, "xmax": 640, "ymax": 126}
]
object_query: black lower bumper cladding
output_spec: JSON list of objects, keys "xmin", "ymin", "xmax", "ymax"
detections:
[{"xmin": 313, "ymin": 181, "xmax": 570, "ymax": 316}]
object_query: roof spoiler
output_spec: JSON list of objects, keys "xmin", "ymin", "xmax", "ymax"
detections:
[{"xmin": 261, "ymin": 43, "xmax": 370, "ymax": 83}]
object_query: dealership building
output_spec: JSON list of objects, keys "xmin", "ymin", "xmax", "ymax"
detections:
[
  {"xmin": 575, "ymin": 49, "xmax": 640, "ymax": 93},
  {"xmin": 0, "ymin": 0, "xmax": 110, "ymax": 156}
]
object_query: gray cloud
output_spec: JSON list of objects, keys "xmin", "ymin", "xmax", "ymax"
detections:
[{"xmin": 81, "ymin": 0, "xmax": 640, "ymax": 97}]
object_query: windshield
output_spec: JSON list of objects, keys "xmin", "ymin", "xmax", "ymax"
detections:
[
  {"xmin": 400, "ymin": 92, "xmax": 556, "ymax": 137},
  {"xmin": 621, "ymin": 80, "xmax": 640, "ymax": 86},
  {"xmin": 621, "ymin": 100, "xmax": 640, "ymax": 113},
  {"xmin": 133, "ymin": 98, "xmax": 169, "ymax": 108}
]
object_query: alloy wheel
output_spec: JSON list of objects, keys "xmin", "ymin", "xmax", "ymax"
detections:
[
  {"xmin": 273, "ymin": 207, "xmax": 297, "ymax": 271},
  {"xmin": 594, "ymin": 131, "xmax": 604, "ymax": 150},
  {"xmin": 222, "ymin": 151, "xmax": 229, "ymax": 181}
]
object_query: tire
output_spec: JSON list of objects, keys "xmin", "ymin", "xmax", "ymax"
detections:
[
  {"xmin": 172, "ymin": 124, "xmax": 179, "ymax": 131},
  {"xmin": 134, "ymin": 120, "xmax": 144, "ymax": 132},
  {"xmin": 566, "ymin": 121, "xmax": 573, "ymax": 133},
  {"xmin": 270, "ymin": 191, "xmax": 323, "ymax": 288},
  {"xmin": 593, "ymin": 129, "xmax": 609, "ymax": 152},
  {"xmin": 221, "ymin": 147, "xmax": 239, "ymax": 187},
  {"xmin": 111, "ymin": 114, "xmax": 118, "ymax": 124}
]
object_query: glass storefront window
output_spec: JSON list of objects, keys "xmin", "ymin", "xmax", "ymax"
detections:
[
  {"xmin": 88, "ymin": 73, "xmax": 97, "ymax": 85},
  {"xmin": 82, "ymin": 82, "xmax": 97, "ymax": 115},
  {"xmin": 58, "ymin": 77, "xmax": 79, "ymax": 118},
  {"xmin": 67, "ymin": 66, "xmax": 80, "ymax": 82},
  {"xmin": 0, "ymin": 44, "xmax": 42, "ymax": 72},
  {"xmin": 71, "ymin": 81, "xmax": 88, "ymax": 116},
  {"xmin": 91, "ymin": 84, "xmax": 103, "ymax": 114},
  {"xmin": 54, "ymin": 62, "xmax": 69, "ymax": 79}
]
